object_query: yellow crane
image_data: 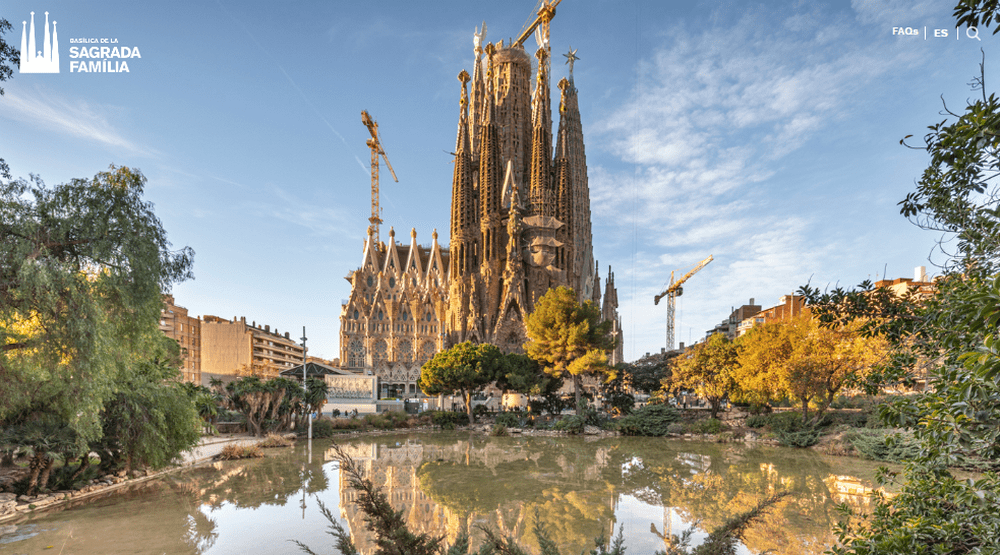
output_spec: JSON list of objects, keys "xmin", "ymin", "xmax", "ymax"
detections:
[
  {"xmin": 654, "ymin": 255, "xmax": 713, "ymax": 351},
  {"xmin": 361, "ymin": 110, "xmax": 398, "ymax": 246},
  {"xmin": 512, "ymin": 0, "xmax": 562, "ymax": 48}
]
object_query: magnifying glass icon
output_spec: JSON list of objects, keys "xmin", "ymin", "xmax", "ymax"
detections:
[{"xmin": 967, "ymin": 27, "xmax": 981, "ymax": 40}]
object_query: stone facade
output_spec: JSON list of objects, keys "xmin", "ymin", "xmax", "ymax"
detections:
[{"xmin": 338, "ymin": 20, "xmax": 621, "ymax": 395}]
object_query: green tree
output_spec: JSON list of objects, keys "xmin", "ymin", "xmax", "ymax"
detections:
[
  {"xmin": 494, "ymin": 352, "xmax": 563, "ymax": 401},
  {"xmin": 524, "ymin": 286, "xmax": 615, "ymax": 413},
  {"xmin": 828, "ymin": 3, "xmax": 1000, "ymax": 551},
  {"xmin": 1, "ymin": 17, "xmax": 18, "ymax": 179},
  {"xmin": 667, "ymin": 333, "xmax": 739, "ymax": 419},
  {"xmin": 1, "ymin": 166, "xmax": 193, "ymax": 447},
  {"xmin": 418, "ymin": 341, "xmax": 503, "ymax": 424},
  {"xmin": 224, "ymin": 376, "xmax": 304, "ymax": 436},
  {"xmin": 93, "ymin": 335, "xmax": 201, "ymax": 473}
]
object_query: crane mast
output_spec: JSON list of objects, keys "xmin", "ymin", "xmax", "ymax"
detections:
[
  {"xmin": 654, "ymin": 255, "xmax": 713, "ymax": 351},
  {"xmin": 361, "ymin": 110, "xmax": 398, "ymax": 246}
]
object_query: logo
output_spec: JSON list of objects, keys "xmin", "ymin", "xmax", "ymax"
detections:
[{"xmin": 19, "ymin": 11, "xmax": 59, "ymax": 73}]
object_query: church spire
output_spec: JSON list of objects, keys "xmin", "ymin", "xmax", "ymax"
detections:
[
  {"xmin": 528, "ymin": 47, "xmax": 554, "ymax": 218},
  {"xmin": 450, "ymin": 70, "xmax": 477, "ymax": 279}
]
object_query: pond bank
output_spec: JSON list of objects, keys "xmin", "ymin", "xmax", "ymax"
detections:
[{"xmin": 0, "ymin": 433, "xmax": 265, "ymax": 525}]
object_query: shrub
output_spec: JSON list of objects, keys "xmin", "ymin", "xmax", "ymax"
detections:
[
  {"xmin": 429, "ymin": 411, "xmax": 467, "ymax": 429},
  {"xmin": 489, "ymin": 424, "xmax": 509, "ymax": 437},
  {"xmin": 847, "ymin": 429, "xmax": 922, "ymax": 463},
  {"xmin": 776, "ymin": 429, "xmax": 820, "ymax": 448},
  {"xmin": 217, "ymin": 442, "xmax": 264, "ymax": 460},
  {"xmin": 495, "ymin": 412, "xmax": 521, "ymax": 428},
  {"xmin": 310, "ymin": 418, "xmax": 339, "ymax": 438},
  {"xmin": 553, "ymin": 414, "xmax": 586, "ymax": 434},
  {"xmin": 473, "ymin": 404, "xmax": 490, "ymax": 418},
  {"xmin": 689, "ymin": 418, "xmax": 725, "ymax": 435},
  {"xmin": 717, "ymin": 431, "xmax": 736, "ymax": 443},
  {"xmin": 745, "ymin": 414, "xmax": 769, "ymax": 428},
  {"xmin": 616, "ymin": 404, "xmax": 681, "ymax": 436},
  {"xmin": 666, "ymin": 422, "xmax": 687, "ymax": 435}
]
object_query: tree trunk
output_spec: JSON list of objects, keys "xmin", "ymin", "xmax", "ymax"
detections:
[
  {"xmin": 709, "ymin": 398, "xmax": 721, "ymax": 419},
  {"xmin": 71, "ymin": 453, "xmax": 91, "ymax": 481},
  {"xmin": 38, "ymin": 456, "xmax": 54, "ymax": 491},
  {"xmin": 801, "ymin": 398, "xmax": 810, "ymax": 423},
  {"xmin": 464, "ymin": 390, "xmax": 474, "ymax": 424},
  {"xmin": 26, "ymin": 452, "xmax": 45, "ymax": 496},
  {"xmin": 573, "ymin": 375, "xmax": 582, "ymax": 415}
]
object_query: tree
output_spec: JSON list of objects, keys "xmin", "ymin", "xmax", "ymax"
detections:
[
  {"xmin": 418, "ymin": 341, "xmax": 503, "ymax": 424},
  {"xmin": 93, "ymin": 336, "xmax": 201, "ymax": 473},
  {"xmin": 1, "ymin": 17, "xmax": 18, "ymax": 179},
  {"xmin": 1, "ymin": 166, "xmax": 193, "ymax": 448},
  {"xmin": 733, "ymin": 322, "xmax": 794, "ymax": 408},
  {"xmin": 828, "ymin": 3, "xmax": 1000, "ymax": 551},
  {"xmin": 736, "ymin": 316, "xmax": 888, "ymax": 423},
  {"xmin": 493, "ymin": 352, "xmax": 564, "ymax": 412},
  {"xmin": 525, "ymin": 286, "xmax": 615, "ymax": 413},
  {"xmin": 667, "ymin": 333, "xmax": 739, "ymax": 419},
  {"xmin": 224, "ymin": 376, "xmax": 303, "ymax": 436}
]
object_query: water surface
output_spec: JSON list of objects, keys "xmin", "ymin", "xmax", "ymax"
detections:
[{"xmin": 0, "ymin": 433, "xmax": 892, "ymax": 554}]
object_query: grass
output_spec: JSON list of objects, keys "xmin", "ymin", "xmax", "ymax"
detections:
[
  {"xmin": 217, "ymin": 442, "xmax": 264, "ymax": 460},
  {"xmin": 258, "ymin": 433, "xmax": 294, "ymax": 448}
]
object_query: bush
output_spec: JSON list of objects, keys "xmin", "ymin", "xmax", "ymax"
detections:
[
  {"xmin": 495, "ymin": 412, "xmax": 521, "ymax": 428},
  {"xmin": 847, "ymin": 429, "xmax": 922, "ymax": 463},
  {"xmin": 616, "ymin": 404, "xmax": 681, "ymax": 436},
  {"xmin": 489, "ymin": 423, "xmax": 509, "ymax": 437},
  {"xmin": 428, "ymin": 411, "xmax": 467, "ymax": 429},
  {"xmin": 473, "ymin": 404, "xmax": 490, "ymax": 418},
  {"xmin": 716, "ymin": 431, "xmax": 736, "ymax": 443},
  {"xmin": 745, "ymin": 414, "xmax": 769, "ymax": 428},
  {"xmin": 689, "ymin": 418, "xmax": 725, "ymax": 435},
  {"xmin": 666, "ymin": 422, "xmax": 687, "ymax": 435},
  {"xmin": 553, "ymin": 414, "xmax": 586, "ymax": 434},
  {"xmin": 776, "ymin": 429, "xmax": 820, "ymax": 448},
  {"xmin": 826, "ymin": 411, "xmax": 869, "ymax": 428},
  {"xmin": 311, "ymin": 417, "xmax": 339, "ymax": 438}
]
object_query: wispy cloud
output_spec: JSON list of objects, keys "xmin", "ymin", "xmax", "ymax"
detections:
[
  {"xmin": 591, "ymin": 3, "xmax": 930, "ymax": 358},
  {"xmin": 0, "ymin": 86, "xmax": 154, "ymax": 156}
]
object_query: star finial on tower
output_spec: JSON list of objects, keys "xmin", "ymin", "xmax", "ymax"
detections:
[{"xmin": 564, "ymin": 47, "xmax": 579, "ymax": 81}]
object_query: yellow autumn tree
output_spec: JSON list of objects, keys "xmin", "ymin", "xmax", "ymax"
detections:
[{"xmin": 737, "ymin": 315, "xmax": 889, "ymax": 422}]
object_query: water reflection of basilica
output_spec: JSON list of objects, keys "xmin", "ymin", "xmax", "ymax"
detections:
[{"xmin": 324, "ymin": 437, "xmax": 888, "ymax": 555}]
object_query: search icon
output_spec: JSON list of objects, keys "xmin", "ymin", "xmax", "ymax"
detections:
[{"xmin": 968, "ymin": 26, "xmax": 981, "ymax": 40}]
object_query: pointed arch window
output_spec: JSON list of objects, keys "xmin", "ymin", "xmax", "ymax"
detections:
[
  {"xmin": 389, "ymin": 277, "xmax": 396, "ymax": 288},
  {"xmin": 367, "ymin": 276, "xmax": 374, "ymax": 287}
]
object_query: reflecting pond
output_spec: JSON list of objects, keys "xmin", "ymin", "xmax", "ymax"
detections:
[{"xmin": 0, "ymin": 433, "xmax": 894, "ymax": 554}]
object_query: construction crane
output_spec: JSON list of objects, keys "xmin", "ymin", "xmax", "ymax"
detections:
[
  {"xmin": 654, "ymin": 255, "xmax": 713, "ymax": 351},
  {"xmin": 361, "ymin": 110, "xmax": 398, "ymax": 246},
  {"xmin": 512, "ymin": 0, "xmax": 562, "ymax": 48}
]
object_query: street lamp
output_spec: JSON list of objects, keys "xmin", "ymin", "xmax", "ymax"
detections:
[{"xmin": 301, "ymin": 326, "xmax": 312, "ymax": 441}]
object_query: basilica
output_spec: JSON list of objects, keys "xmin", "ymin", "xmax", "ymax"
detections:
[{"xmin": 338, "ymin": 16, "xmax": 622, "ymax": 398}]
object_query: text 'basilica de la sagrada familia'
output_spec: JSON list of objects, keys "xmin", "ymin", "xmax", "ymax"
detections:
[{"xmin": 338, "ymin": 11, "xmax": 623, "ymax": 398}]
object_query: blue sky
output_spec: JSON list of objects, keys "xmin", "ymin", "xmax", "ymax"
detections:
[{"xmin": 0, "ymin": 0, "xmax": 991, "ymax": 361}]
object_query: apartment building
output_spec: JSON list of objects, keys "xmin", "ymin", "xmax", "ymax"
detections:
[
  {"xmin": 737, "ymin": 294, "xmax": 809, "ymax": 336},
  {"xmin": 160, "ymin": 295, "xmax": 201, "ymax": 383},
  {"xmin": 201, "ymin": 315, "xmax": 305, "ymax": 384}
]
